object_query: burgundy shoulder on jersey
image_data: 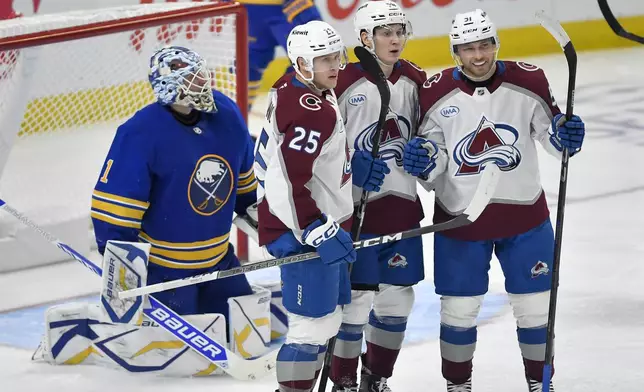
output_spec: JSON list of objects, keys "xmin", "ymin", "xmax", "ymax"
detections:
[
  {"xmin": 273, "ymin": 74, "xmax": 338, "ymax": 139},
  {"xmin": 500, "ymin": 61, "xmax": 562, "ymax": 116},
  {"xmin": 335, "ymin": 62, "xmax": 367, "ymax": 98},
  {"xmin": 397, "ymin": 59, "xmax": 428, "ymax": 87},
  {"xmin": 419, "ymin": 67, "xmax": 460, "ymax": 116},
  {"xmin": 271, "ymin": 76, "xmax": 339, "ymax": 233}
]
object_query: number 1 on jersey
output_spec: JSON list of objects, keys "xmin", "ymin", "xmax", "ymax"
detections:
[{"xmin": 99, "ymin": 159, "xmax": 114, "ymax": 184}]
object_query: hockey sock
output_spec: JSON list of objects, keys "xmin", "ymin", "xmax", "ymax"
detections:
[
  {"xmin": 277, "ymin": 343, "xmax": 322, "ymax": 392},
  {"xmin": 517, "ymin": 325, "xmax": 552, "ymax": 381},
  {"xmin": 330, "ymin": 322, "xmax": 366, "ymax": 387},
  {"xmin": 440, "ymin": 324, "xmax": 476, "ymax": 385},
  {"xmin": 363, "ymin": 311, "xmax": 406, "ymax": 378}
]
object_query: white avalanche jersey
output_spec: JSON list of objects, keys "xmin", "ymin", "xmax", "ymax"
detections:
[
  {"xmin": 419, "ymin": 61, "xmax": 563, "ymax": 241},
  {"xmin": 335, "ymin": 60, "xmax": 427, "ymax": 235},
  {"xmin": 254, "ymin": 73, "xmax": 354, "ymax": 245}
]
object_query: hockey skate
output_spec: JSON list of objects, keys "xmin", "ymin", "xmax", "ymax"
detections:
[
  {"xmin": 526, "ymin": 377, "xmax": 555, "ymax": 392},
  {"xmin": 358, "ymin": 365, "xmax": 392, "ymax": 392},
  {"xmin": 446, "ymin": 378, "xmax": 472, "ymax": 392},
  {"xmin": 331, "ymin": 385, "xmax": 359, "ymax": 392}
]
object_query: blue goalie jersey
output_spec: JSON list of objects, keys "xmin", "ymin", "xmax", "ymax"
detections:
[{"xmin": 91, "ymin": 91, "xmax": 257, "ymax": 270}]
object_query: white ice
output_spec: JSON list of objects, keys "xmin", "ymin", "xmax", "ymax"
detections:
[{"xmin": 1, "ymin": 46, "xmax": 644, "ymax": 391}]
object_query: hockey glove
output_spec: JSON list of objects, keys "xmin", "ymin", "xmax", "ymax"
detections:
[
  {"xmin": 302, "ymin": 215, "xmax": 356, "ymax": 266},
  {"xmin": 351, "ymin": 150, "xmax": 390, "ymax": 192},
  {"xmin": 551, "ymin": 113, "xmax": 585, "ymax": 156},
  {"xmin": 403, "ymin": 137, "xmax": 439, "ymax": 180}
]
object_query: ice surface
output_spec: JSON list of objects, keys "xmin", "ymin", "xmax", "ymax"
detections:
[{"xmin": 1, "ymin": 47, "xmax": 643, "ymax": 391}]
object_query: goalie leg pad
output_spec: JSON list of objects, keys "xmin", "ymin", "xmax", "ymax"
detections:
[
  {"xmin": 254, "ymin": 281, "xmax": 289, "ymax": 341},
  {"xmin": 36, "ymin": 302, "xmax": 231, "ymax": 377},
  {"xmin": 100, "ymin": 240, "xmax": 150, "ymax": 325},
  {"xmin": 227, "ymin": 284, "xmax": 272, "ymax": 359}
]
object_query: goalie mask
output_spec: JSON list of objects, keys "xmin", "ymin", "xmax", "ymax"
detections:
[
  {"xmin": 149, "ymin": 46, "xmax": 216, "ymax": 113},
  {"xmin": 287, "ymin": 21, "xmax": 348, "ymax": 85}
]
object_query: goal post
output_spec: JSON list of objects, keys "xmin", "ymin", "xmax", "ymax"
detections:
[{"xmin": 0, "ymin": 2, "xmax": 250, "ymax": 272}]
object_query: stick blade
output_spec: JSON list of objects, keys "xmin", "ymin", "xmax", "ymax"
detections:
[
  {"xmin": 461, "ymin": 164, "xmax": 501, "ymax": 223},
  {"xmin": 536, "ymin": 10, "xmax": 571, "ymax": 49}
]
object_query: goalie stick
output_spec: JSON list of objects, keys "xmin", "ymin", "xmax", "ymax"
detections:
[
  {"xmin": 597, "ymin": 0, "xmax": 644, "ymax": 44},
  {"xmin": 118, "ymin": 164, "xmax": 501, "ymax": 299},
  {"xmin": 535, "ymin": 10, "xmax": 578, "ymax": 392},
  {"xmin": 318, "ymin": 45, "xmax": 392, "ymax": 392},
  {"xmin": 0, "ymin": 198, "xmax": 276, "ymax": 381}
]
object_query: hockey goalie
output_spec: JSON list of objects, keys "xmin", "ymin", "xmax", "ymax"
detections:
[{"xmin": 32, "ymin": 46, "xmax": 287, "ymax": 377}]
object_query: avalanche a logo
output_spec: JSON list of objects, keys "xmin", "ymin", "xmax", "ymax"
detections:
[
  {"xmin": 341, "ymin": 144, "xmax": 352, "ymax": 186},
  {"xmin": 453, "ymin": 116, "xmax": 521, "ymax": 176},
  {"xmin": 188, "ymin": 154, "xmax": 233, "ymax": 215},
  {"xmin": 355, "ymin": 112, "xmax": 411, "ymax": 166}
]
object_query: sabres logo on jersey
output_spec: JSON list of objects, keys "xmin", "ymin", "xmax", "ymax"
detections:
[
  {"xmin": 188, "ymin": 154, "xmax": 233, "ymax": 215},
  {"xmin": 355, "ymin": 112, "xmax": 411, "ymax": 167},
  {"xmin": 454, "ymin": 116, "xmax": 521, "ymax": 176}
]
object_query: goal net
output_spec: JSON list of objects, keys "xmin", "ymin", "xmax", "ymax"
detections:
[{"xmin": 0, "ymin": 2, "xmax": 249, "ymax": 272}]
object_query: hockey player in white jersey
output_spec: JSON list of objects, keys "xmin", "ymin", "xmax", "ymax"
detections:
[
  {"xmin": 254, "ymin": 21, "xmax": 384, "ymax": 392},
  {"xmin": 405, "ymin": 9, "xmax": 586, "ymax": 392},
  {"xmin": 329, "ymin": 2, "xmax": 427, "ymax": 391}
]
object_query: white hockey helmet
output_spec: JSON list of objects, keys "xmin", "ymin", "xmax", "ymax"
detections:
[
  {"xmin": 287, "ymin": 21, "xmax": 348, "ymax": 83},
  {"xmin": 353, "ymin": 1, "xmax": 412, "ymax": 47},
  {"xmin": 449, "ymin": 9, "xmax": 499, "ymax": 61}
]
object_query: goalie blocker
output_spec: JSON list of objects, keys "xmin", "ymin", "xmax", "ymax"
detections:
[{"xmin": 33, "ymin": 241, "xmax": 285, "ymax": 377}]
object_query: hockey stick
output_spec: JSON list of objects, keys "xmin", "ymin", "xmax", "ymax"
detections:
[
  {"xmin": 118, "ymin": 164, "xmax": 500, "ymax": 299},
  {"xmin": 597, "ymin": 0, "xmax": 644, "ymax": 44},
  {"xmin": 535, "ymin": 11, "xmax": 578, "ymax": 392},
  {"xmin": 0, "ymin": 199, "xmax": 276, "ymax": 381},
  {"xmin": 318, "ymin": 45, "xmax": 392, "ymax": 392},
  {"xmin": 349, "ymin": 45, "xmax": 391, "ymax": 239}
]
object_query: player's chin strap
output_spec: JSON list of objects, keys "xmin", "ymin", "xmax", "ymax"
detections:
[
  {"xmin": 0, "ymin": 199, "xmax": 277, "ymax": 381},
  {"xmin": 294, "ymin": 62, "xmax": 328, "ymax": 94},
  {"xmin": 118, "ymin": 164, "xmax": 502, "ymax": 299}
]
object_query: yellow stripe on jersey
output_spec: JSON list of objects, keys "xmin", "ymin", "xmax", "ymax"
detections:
[
  {"xmin": 239, "ymin": 167, "xmax": 255, "ymax": 180},
  {"xmin": 238, "ymin": 170, "xmax": 256, "ymax": 187},
  {"xmin": 139, "ymin": 231, "xmax": 230, "ymax": 269},
  {"xmin": 91, "ymin": 198, "xmax": 146, "ymax": 221},
  {"xmin": 138, "ymin": 231, "xmax": 229, "ymax": 249},
  {"xmin": 92, "ymin": 190, "xmax": 150, "ymax": 209},
  {"xmin": 90, "ymin": 211, "xmax": 142, "ymax": 229},
  {"xmin": 283, "ymin": 0, "xmax": 314, "ymax": 23},
  {"xmin": 149, "ymin": 241, "xmax": 229, "ymax": 262},
  {"xmin": 148, "ymin": 252, "xmax": 228, "ymax": 269},
  {"xmin": 237, "ymin": 181, "xmax": 258, "ymax": 195}
]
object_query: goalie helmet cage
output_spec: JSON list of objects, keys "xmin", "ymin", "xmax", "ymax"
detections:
[{"xmin": 0, "ymin": 2, "xmax": 250, "ymax": 272}]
